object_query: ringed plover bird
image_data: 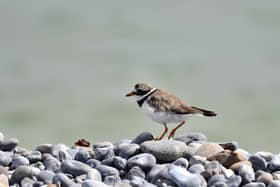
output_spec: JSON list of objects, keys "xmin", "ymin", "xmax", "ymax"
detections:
[{"xmin": 126, "ymin": 82, "xmax": 217, "ymax": 140}]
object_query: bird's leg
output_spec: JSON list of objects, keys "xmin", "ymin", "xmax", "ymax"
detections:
[
  {"xmin": 168, "ymin": 121, "xmax": 186, "ymax": 139},
  {"xmin": 154, "ymin": 123, "xmax": 168, "ymax": 140}
]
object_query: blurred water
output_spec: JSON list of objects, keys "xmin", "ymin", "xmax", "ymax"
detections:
[{"xmin": 0, "ymin": 1, "xmax": 280, "ymax": 152}]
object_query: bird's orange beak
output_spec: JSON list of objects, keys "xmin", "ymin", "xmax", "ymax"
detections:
[{"xmin": 126, "ymin": 91, "xmax": 135, "ymax": 97}]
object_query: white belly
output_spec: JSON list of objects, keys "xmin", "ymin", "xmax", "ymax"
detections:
[{"xmin": 141, "ymin": 102, "xmax": 190, "ymax": 124}]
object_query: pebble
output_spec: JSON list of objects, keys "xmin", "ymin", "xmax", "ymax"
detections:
[
  {"xmin": 117, "ymin": 143, "xmax": 140, "ymax": 159},
  {"xmin": 230, "ymin": 160, "xmax": 252, "ymax": 173},
  {"xmin": 269, "ymin": 154, "xmax": 280, "ymax": 171},
  {"xmin": 44, "ymin": 155, "xmax": 61, "ymax": 172},
  {"xmin": 130, "ymin": 176, "xmax": 156, "ymax": 187},
  {"xmin": 243, "ymin": 182, "xmax": 265, "ymax": 187},
  {"xmin": 113, "ymin": 156, "xmax": 127, "ymax": 170},
  {"xmin": 82, "ymin": 180, "xmax": 108, "ymax": 187},
  {"xmin": 249, "ymin": 154, "xmax": 267, "ymax": 171},
  {"xmin": 0, "ymin": 138, "xmax": 19, "ymax": 151},
  {"xmin": 0, "ymin": 174, "xmax": 9, "ymax": 187},
  {"xmin": 141, "ymin": 140, "xmax": 188, "ymax": 162},
  {"xmin": 195, "ymin": 143, "xmax": 224, "ymax": 159},
  {"xmin": 95, "ymin": 147, "xmax": 114, "ymax": 161},
  {"xmin": 95, "ymin": 165, "xmax": 120, "ymax": 179},
  {"xmin": 226, "ymin": 175, "xmax": 242, "ymax": 187},
  {"xmin": 11, "ymin": 155, "xmax": 29, "ymax": 169},
  {"xmin": 60, "ymin": 160, "xmax": 92, "ymax": 176},
  {"xmin": 208, "ymin": 174, "xmax": 226, "ymax": 186},
  {"xmin": 26, "ymin": 151, "xmax": 42, "ymax": 163},
  {"xmin": 86, "ymin": 159, "xmax": 101, "ymax": 168},
  {"xmin": 168, "ymin": 165, "xmax": 207, "ymax": 187},
  {"xmin": 173, "ymin": 158, "xmax": 189, "ymax": 169},
  {"xmin": 127, "ymin": 153, "xmax": 156, "ymax": 172},
  {"xmin": 52, "ymin": 173, "xmax": 75, "ymax": 187},
  {"xmin": 188, "ymin": 164, "xmax": 205, "ymax": 174},
  {"xmin": 37, "ymin": 170, "xmax": 55, "ymax": 184},
  {"xmin": 126, "ymin": 166, "xmax": 145, "ymax": 179},
  {"xmin": 239, "ymin": 164, "xmax": 255, "ymax": 184},
  {"xmin": 147, "ymin": 164, "xmax": 169, "ymax": 183},
  {"xmin": 35, "ymin": 144, "xmax": 53, "ymax": 154},
  {"xmin": 11, "ymin": 166, "xmax": 40, "ymax": 184},
  {"xmin": 75, "ymin": 149, "xmax": 89, "ymax": 163},
  {"xmin": 0, "ymin": 151, "xmax": 12, "ymax": 166},
  {"xmin": 255, "ymin": 151, "xmax": 274, "ymax": 162},
  {"xmin": 104, "ymin": 175, "xmax": 121, "ymax": 186},
  {"xmin": 174, "ymin": 132, "xmax": 207, "ymax": 145},
  {"xmin": 131, "ymin": 132, "xmax": 154, "ymax": 145},
  {"xmin": 268, "ymin": 180, "xmax": 280, "ymax": 187},
  {"xmin": 257, "ymin": 172, "xmax": 273, "ymax": 185}
]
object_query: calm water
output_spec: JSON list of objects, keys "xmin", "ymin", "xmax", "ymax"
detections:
[{"xmin": 0, "ymin": 1, "xmax": 280, "ymax": 152}]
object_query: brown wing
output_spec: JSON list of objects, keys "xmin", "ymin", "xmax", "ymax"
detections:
[{"xmin": 148, "ymin": 89, "xmax": 201, "ymax": 115}]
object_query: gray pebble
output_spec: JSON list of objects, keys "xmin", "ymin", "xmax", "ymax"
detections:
[
  {"xmin": 174, "ymin": 132, "xmax": 207, "ymax": 145},
  {"xmin": 118, "ymin": 143, "xmax": 140, "ymax": 159},
  {"xmin": 53, "ymin": 173, "xmax": 75, "ymax": 187},
  {"xmin": 75, "ymin": 149, "xmax": 89, "ymax": 163},
  {"xmin": 239, "ymin": 164, "xmax": 255, "ymax": 184},
  {"xmin": 131, "ymin": 132, "xmax": 154, "ymax": 145},
  {"xmin": 0, "ymin": 138, "xmax": 19, "ymax": 151},
  {"xmin": 102, "ymin": 157, "xmax": 114, "ymax": 166},
  {"xmin": 269, "ymin": 154, "xmax": 280, "ymax": 171},
  {"xmin": 95, "ymin": 165, "xmax": 120, "ymax": 179},
  {"xmin": 173, "ymin": 158, "xmax": 189, "ymax": 169},
  {"xmin": 61, "ymin": 160, "xmax": 92, "ymax": 176},
  {"xmin": 37, "ymin": 170, "xmax": 55, "ymax": 184},
  {"xmin": 51, "ymin": 144, "xmax": 69, "ymax": 158},
  {"xmin": 104, "ymin": 175, "xmax": 121, "ymax": 186},
  {"xmin": 208, "ymin": 174, "xmax": 226, "ymax": 186},
  {"xmin": 255, "ymin": 152, "xmax": 274, "ymax": 162},
  {"xmin": 268, "ymin": 180, "xmax": 280, "ymax": 187},
  {"xmin": 130, "ymin": 176, "xmax": 156, "ymax": 187},
  {"xmin": 189, "ymin": 155, "xmax": 207, "ymax": 166},
  {"xmin": 257, "ymin": 172, "xmax": 273, "ymax": 185},
  {"xmin": 243, "ymin": 182, "xmax": 265, "ymax": 187},
  {"xmin": 126, "ymin": 166, "xmax": 145, "ymax": 180},
  {"xmin": 113, "ymin": 156, "xmax": 127, "ymax": 170},
  {"xmin": 11, "ymin": 166, "xmax": 40, "ymax": 184},
  {"xmin": 147, "ymin": 164, "xmax": 170, "ymax": 183},
  {"xmin": 205, "ymin": 161, "xmax": 222, "ymax": 176},
  {"xmin": 168, "ymin": 165, "xmax": 207, "ymax": 187},
  {"xmin": 141, "ymin": 140, "xmax": 188, "ymax": 162},
  {"xmin": 86, "ymin": 159, "xmax": 101, "ymax": 168},
  {"xmin": 44, "ymin": 155, "xmax": 61, "ymax": 172},
  {"xmin": 86, "ymin": 169, "xmax": 102, "ymax": 181},
  {"xmin": 93, "ymin": 142, "xmax": 114, "ymax": 149},
  {"xmin": 35, "ymin": 144, "xmax": 52, "ymax": 154},
  {"xmin": 249, "ymin": 154, "xmax": 267, "ymax": 171},
  {"xmin": 127, "ymin": 153, "xmax": 156, "ymax": 172},
  {"xmin": 30, "ymin": 161, "xmax": 45, "ymax": 170},
  {"xmin": 95, "ymin": 147, "xmax": 114, "ymax": 161},
  {"xmin": 59, "ymin": 149, "xmax": 74, "ymax": 161},
  {"xmin": 189, "ymin": 164, "xmax": 205, "ymax": 174},
  {"xmin": 11, "ymin": 155, "xmax": 29, "ymax": 169},
  {"xmin": 0, "ymin": 151, "xmax": 12, "ymax": 166},
  {"xmin": 226, "ymin": 175, "xmax": 242, "ymax": 187},
  {"xmin": 82, "ymin": 179, "xmax": 108, "ymax": 187},
  {"xmin": 26, "ymin": 151, "xmax": 42, "ymax": 163},
  {"xmin": 21, "ymin": 177, "xmax": 35, "ymax": 187}
]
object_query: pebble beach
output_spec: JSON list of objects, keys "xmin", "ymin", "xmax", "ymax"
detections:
[{"xmin": 0, "ymin": 131, "xmax": 280, "ymax": 187}]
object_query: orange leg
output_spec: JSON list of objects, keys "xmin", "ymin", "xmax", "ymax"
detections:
[
  {"xmin": 168, "ymin": 121, "xmax": 186, "ymax": 139},
  {"xmin": 154, "ymin": 123, "xmax": 168, "ymax": 140}
]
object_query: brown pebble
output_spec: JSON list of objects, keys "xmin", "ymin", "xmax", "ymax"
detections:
[{"xmin": 230, "ymin": 160, "xmax": 252, "ymax": 173}]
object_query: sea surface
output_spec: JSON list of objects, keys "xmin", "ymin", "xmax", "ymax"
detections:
[{"xmin": 0, "ymin": 1, "xmax": 280, "ymax": 152}]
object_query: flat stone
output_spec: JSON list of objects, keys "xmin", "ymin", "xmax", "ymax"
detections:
[
  {"xmin": 127, "ymin": 153, "xmax": 156, "ymax": 172},
  {"xmin": 0, "ymin": 138, "xmax": 19, "ymax": 151},
  {"xmin": 35, "ymin": 144, "xmax": 52, "ymax": 154},
  {"xmin": 174, "ymin": 132, "xmax": 207, "ymax": 145},
  {"xmin": 141, "ymin": 140, "xmax": 188, "ymax": 162},
  {"xmin": 11, "ymin": 166, "xmax": 40, "ymax": 184},
  {"xmin": 168, "ymin": 165, "xmax": 207, "ymax": 187},
  {"xmin": 131, "ymin": 132, "xmax": 154, "ymax": 145},
  {"xmin": 195, "ymin": 143, "xmax": 223, "ymax": 159}
]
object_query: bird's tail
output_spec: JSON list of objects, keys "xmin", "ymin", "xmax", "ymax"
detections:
[{"xmin": 191, "ymin": 106, "xmax": 217, "ymax": 117}]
